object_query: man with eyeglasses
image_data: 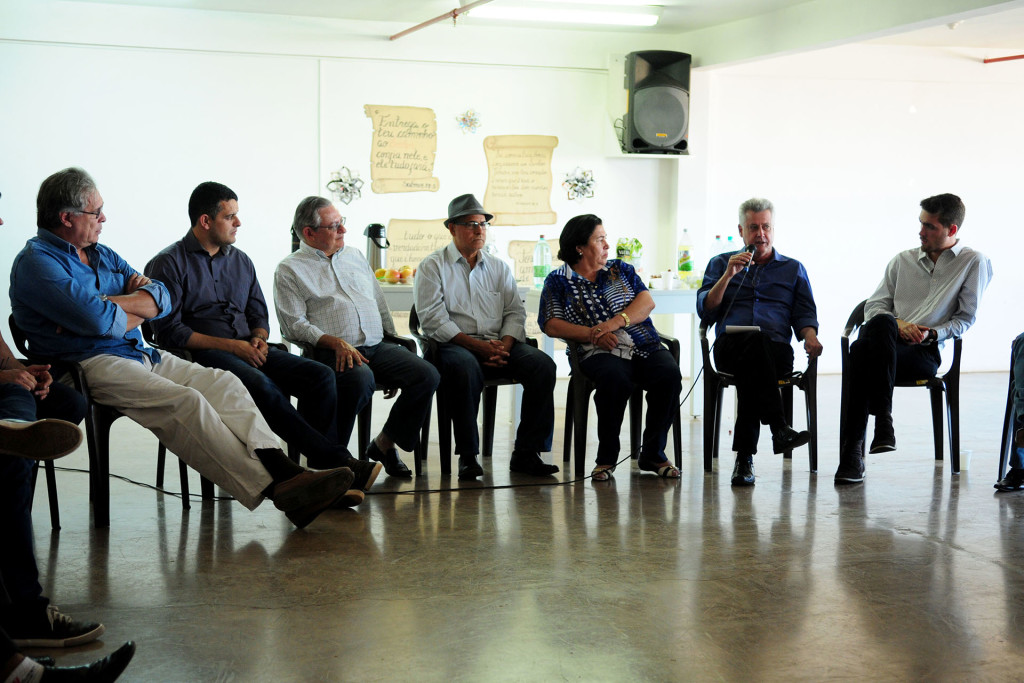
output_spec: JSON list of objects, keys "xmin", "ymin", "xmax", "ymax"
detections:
[
  {"xmin": 414, "ymin": 194, "xmax": 558, "ymax": 480},
  {"xmin": 10, "ymin": 168, "xmax": 358, "ymax": 529},
  {"xmin": 144, "ymin": 182, "xmax": 380, "ymax": 498},
  {"xmin": 274, "ymin": 196, "xmax": 439, "ymax": 478}
]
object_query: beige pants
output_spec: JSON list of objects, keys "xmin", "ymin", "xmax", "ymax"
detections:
[{"xmin": 79, "ymin": 353, "xmax": 278, "ymax": 509}]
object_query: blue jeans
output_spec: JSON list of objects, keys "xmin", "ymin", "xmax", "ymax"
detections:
[
  {"xmin": 0, "ymin": 381, "xmax": 86, "ymax": 623},
  {"xmin": 311, "ymin": 341, "xmax": 439, "ymax": 453},
  {"xmin": 437, "ymin": 342, "xmax": 555, "ymax": 456},
  {"xmin": 190, "ymin": 346, "xmax": 352, "ymax": 468},
  {"xmin": 579, "ymin": 348, "xmax": 682, "ymax": 467}
]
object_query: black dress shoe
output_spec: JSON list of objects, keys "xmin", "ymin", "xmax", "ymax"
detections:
[
  {"xmin": 995, "ymin": 467, "xmax": 1024, "ymax": 492},
  {"xmin": 730, "ymin": 454, "xmax": 755, "ymax": 486},
  {"xmin": 509, "ymin": 450, "xmax": 559, "ymax": 476},
  {"xmin": 772, "ymin": 426, "xmax": 811, "ymax": 454},
  {"xmin": 869, "ymin": 414, "xmax": 896, "ymax": 454},
  {"xmin": 365, "ymin": 441, "xmax": 412, "ymax": 478},
  {"xmin": 42, "ymin": 640, "xmax": 136, "ymax": 682},
  {"xmin": 834, "ymin": 440, "xmax": 865, "ymax": 485},
  {"xmin": 458, "ymin": 454, "xmax": 484, "ymax": 480}
]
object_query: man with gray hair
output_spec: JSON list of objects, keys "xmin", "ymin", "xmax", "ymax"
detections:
[
  {"xmin": 11, "ymin": 168, "xmax": 357, "ymax": 529},
  {"xmin": 697, "ymin": 197, "xmax": 822, "ymax": 487},
  {"xmin": 274, "ymin": 196, "xmax": 439, "ymax": 478}
]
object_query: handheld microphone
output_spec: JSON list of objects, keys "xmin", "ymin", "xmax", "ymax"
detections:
[{"xmin": 743, "ymin": 243, "xmax": 756, "ymax": 270}]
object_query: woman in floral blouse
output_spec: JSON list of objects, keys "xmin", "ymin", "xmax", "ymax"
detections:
[{"xmin": 538, "ymin": 214, "xmax": 681, "ymax": 481}]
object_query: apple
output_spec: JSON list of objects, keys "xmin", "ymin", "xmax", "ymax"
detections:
[
  {"xmin": 384, "ymin": 268, "xmax": 401, "ymax": 284},
  {"xmin": 374, "ymin": 268, "xmax": 387, "ymax": 280}
]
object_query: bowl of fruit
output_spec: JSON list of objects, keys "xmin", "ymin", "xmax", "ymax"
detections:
[{"xmin": 375, "ymin": 266, "xmax": 416, "ymax": 284}]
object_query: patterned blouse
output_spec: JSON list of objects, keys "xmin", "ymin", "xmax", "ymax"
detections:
[{"xmin": 538, "ymin": 259, "xmax": 662, "ymax": 359}]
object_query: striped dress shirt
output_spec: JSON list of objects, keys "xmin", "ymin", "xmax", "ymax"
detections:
[
  {"xmin": 864, "ymin": 241, "xmax": 992, "ymax": 342},
  {"xmin": 274, "ymin": 242, "xmax": 395, "ymax": 350}
]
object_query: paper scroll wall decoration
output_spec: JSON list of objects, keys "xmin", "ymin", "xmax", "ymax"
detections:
[
  {"xmin": 482, "ymin": 135, "xmax": 559, "ymax": 226},
  {"xmin": 364, "ymin": 105, "xmax": 440, "ymax": 194}
]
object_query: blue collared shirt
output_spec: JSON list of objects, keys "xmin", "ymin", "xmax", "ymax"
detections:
[
  {"xmin": 144, "ymin": 231, "xmax": 271, "ymax": 349},
  {"xmin": 10, "ymin": 229, "xmax": 171, "ymax": 364},
  {"xmin": 697, "ymin": 249, "xmax": 818, "ymax": 344}
]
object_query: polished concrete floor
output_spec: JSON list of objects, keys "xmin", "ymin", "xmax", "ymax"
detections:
[{"xmin": 23, "ymin": 372, "xmax": 1024, "ymax": 682}]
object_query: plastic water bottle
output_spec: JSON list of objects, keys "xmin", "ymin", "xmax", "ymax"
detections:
[
  {"xmin": 677, "ymin": 230, "xmax": 693, "ymax": 276},
  {"xmin": 533, "ymin": 236, "xmax": 552, "ymax": 288},
  {"xmin": 712, "ymin": 234, "xmax": 724, "ymax": 255},
  {"xmin": 725, "ymin": 235, "xmax": 736, "ymax": 253}
]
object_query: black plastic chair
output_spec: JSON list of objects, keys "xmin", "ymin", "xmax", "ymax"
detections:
[
  {"xmin": 300, "ymin": 334, "xmax": 427, "ymax": 476},
  {"xmin": 9, "ymin": 314, "xmax": 185, "ymax": 528},
  {"xmin": 562, "ymin": 332, "xmax": 683, "ymax": 477},
  {"xmin": 699, "ymin": 324, "xmax": 818, "ymax": 473},
  {"xmin": 839, "ymin": 300, "xmax": 962, "ymax": 473},
  {"xmin": 409, "ymin": 305, "xmax": 538, "ymax": 475}
]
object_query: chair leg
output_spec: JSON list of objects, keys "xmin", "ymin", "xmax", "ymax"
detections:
[
  {"xmin": 805, "ymin": 383, "xmax": 818, "ymax": 474},
  {"xmin": 357, "ymin": 403, "xmax": 372, "ymax": 461},
  {"xmin": 929, "ymin": 386, "xmax": 944, "ymax": 461},
  {"xmin": 946, "ymin": 377, "xmax": 961, "ymax": 474},
  {"xmin": 91, "ymin": 412, "xmax": 112, "ymax": 529},
  {"xmin": 178, "ymin": 457, "xmax": 191, "ymax": 510},
  {"xmin": 44, "ymin": 460, "xmax": 61, "ymax": 530},
  {"xmin": 156, "ymin": 442, "xmax": 166, "ymax": 488},
  {"xmin": 437, "ymin": 390, "xmax": 452, "ymax": 475},
  {"xmin": 563, "ymin": 378, "xmax": 575, "ymax": 464},
  {"xmin": 703, "ymin": 381, "xmax": 719, "ymax": 472},
  {"xmin": 482, "ymin": 385, "xmax": 498, "ymax": 459},
  {"xmin": 1000, "ymin": 373, "xmax": 1015, "ymax": 481},
  {"xmin": 200, "ymin": 476, "xmax": 214, "ymax": 500},
  {"xmin": 573, "ymin": 386, "xmax": 591, "ymax": 477},
  {"xmin": 414, "ymin": 405, "xmax": 429, "ymax": 477},
  {"xmin": 672, "ymin": 402, "xmax": 682, "ymax": 470},
  {"xmin": 781, "ymin": 384, "xmax": 794, "ymax": 459}
]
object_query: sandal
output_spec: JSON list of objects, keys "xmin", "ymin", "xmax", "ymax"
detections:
[
  {"xmin": 638, "ymin": 459, "xmax": 681, "ymax": 479},
  {"xmin": 591, "ymin": 465, "xmax": 615, "ymax": 481}
]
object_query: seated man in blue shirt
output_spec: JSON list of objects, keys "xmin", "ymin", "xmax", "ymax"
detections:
[
  {"xmin": 697, "ymin": 197, "xmax": 822, "ymax": 487},
  {"xmin": 11, "ymin": 167, "xmax": 357, "ymax": 529},
  {"xmin": 414, "ymin": 194, "xmax": 558, "ymax": 480},
  {"xmin": 145, "ymin": 182, "xmax": 379, "ymax": 495}
]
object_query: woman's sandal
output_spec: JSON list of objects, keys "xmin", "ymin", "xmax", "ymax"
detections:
[
  {"xmin": 591, "ymin": 465, "xmax": 615, "ymax": 481},
  {"xmin": 638, "ymin": 459, "xmax": 681, "ymax": 479}
]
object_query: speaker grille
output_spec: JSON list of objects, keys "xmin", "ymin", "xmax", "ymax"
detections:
[{"xmin": 634, "ymin": 85, "xmax": 688, "ymax": 148}]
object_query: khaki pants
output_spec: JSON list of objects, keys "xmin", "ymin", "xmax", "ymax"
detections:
[{"xmin": 79, "ymin": 353, "xmax": 278, "ymax": 509}]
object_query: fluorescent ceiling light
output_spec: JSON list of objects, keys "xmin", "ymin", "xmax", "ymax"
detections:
[{"xmin": 470, "ymin": 5, "xmax": 660, "ymax": 27}]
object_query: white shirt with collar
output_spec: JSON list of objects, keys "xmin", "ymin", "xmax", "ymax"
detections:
[
  {"xmin": 414, "ymin": 241, "xmax": 526, "ymax": 343},
  {"xmin": 274, "ymin": 241, "xmax": 395, "ymax": 349},
  {"xmin": 864, "ymin": 240, "xmax": 993, "ymax": 342}
]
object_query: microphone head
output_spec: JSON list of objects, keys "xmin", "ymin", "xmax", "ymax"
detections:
[{"xmin": 744, "ymin": 243, "xmax": 756, "ymax": 254}]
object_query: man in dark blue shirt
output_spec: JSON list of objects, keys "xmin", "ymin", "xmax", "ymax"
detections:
[
  {"xmin": 145, "ymin": 182, "xmax": 381, "ymax": 493},
  {"xmin": 697, "ymin": 197, "xmax": 822, "ymax": 486}
]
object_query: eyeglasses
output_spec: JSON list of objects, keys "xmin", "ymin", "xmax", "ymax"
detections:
[
  {"xmin": 452, "ymin": 221, "xmax": 490, "ymax": 230},
  {"xmin": 311, "ymin": 218, "xmax": 345, "ymax": 233},
  {"xmin": 75, "ymin": 207, "xmax": 104, "ymax": 219}
]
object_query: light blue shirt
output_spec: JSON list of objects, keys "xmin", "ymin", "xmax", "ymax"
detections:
[
  {"xmin": 414, "ymin": 242, "xmax": 526, "ymax": 343},
  {"xmin": 10, "ymin": 229, "xmax": 171, "ymax": 364}
]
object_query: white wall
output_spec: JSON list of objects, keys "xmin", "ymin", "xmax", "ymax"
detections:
[
  {"xmin": 690, "ymin": 43, "xmax": 1024, "ymax": 372},
  {"xmin": 0, "ymin": 4, "xmax": 671, "ymax": 343}
]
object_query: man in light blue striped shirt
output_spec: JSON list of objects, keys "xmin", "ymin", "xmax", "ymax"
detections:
[
  {"xmin": 836, "ymin": 193, "xmax": 992, "ymax": 485},
  {"xmin": 414, "ymin": 194, "xmax": 557, "ymax": 480}
]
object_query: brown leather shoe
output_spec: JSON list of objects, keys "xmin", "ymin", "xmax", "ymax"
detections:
[{"xmin": 271, "ymin": 468, "xmax": 355, "ymax": 528}]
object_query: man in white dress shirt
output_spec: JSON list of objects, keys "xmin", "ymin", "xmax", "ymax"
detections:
[
  {"xmin": 274, "ymin": 197, "xmax": 439, "ymax": 478},
  {"xmin": 414, "ymin": 194, "xmax": 557, "ymax": 480},
  {"xmin": 835, "ymin": 193, "xmax": 992, "ymax": 485}
]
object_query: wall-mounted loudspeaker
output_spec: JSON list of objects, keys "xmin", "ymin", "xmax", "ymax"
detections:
[{"xmin": 622, "ymin": 50, "xmax": 690, "ymax": 154}]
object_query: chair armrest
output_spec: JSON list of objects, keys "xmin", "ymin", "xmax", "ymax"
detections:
[{"xmin": 384, "ymin": 333, "xmax": 417, "ymax": 354}]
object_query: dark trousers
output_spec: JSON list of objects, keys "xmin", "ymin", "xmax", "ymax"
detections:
[
  {"xmin": 311, "ymin": 341, "xmax": 440, "ymax": 453},
  {"xmin": 842, "ymin": 314, "xmax": 941, "ymax": 441},
  {"xmin": 580, "ymin": 348, "xmax": 682, "ymax": 467},
  {"xmin": 1012, "ymin": 333, "xmax": 1024, "ymax": 468},
  {"xmin": 713, "ymin": 331, "xmax": 794, "ymax": 455},
  {"xmin": 0, "ymin": 382, "xmax": 86, "ymax": 628},
  {"xmin": 437, "ymin": 342, "xmax": 556, "ymax": 456},
  {"xmin": 190, "ymin": 346, "xmax": 351, "ymax": 468}
]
